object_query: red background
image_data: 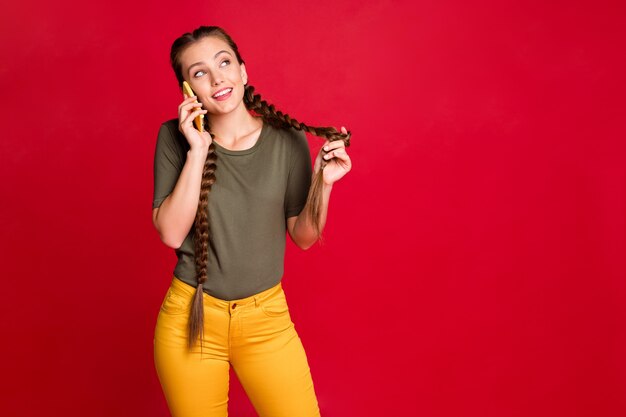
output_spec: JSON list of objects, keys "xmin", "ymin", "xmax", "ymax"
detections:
[{"xmin": 2, "ymin": 1, "xmax": 625, "ymax": 416}]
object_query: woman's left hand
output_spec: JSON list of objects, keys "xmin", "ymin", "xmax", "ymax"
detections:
[{"xmin": 314, "ymin": 126, "xmax": 353, "ymax": 185}]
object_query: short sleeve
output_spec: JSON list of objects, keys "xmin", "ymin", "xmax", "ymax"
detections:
[
  {"xmin": 284, "ymin": 129, "xmax": 312, "ymax": 218},
  {"xmin": 153, "ymin": 123, "xmax": 184, "ymax": 209}
]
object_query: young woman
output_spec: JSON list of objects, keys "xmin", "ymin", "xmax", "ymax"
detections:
[{"xmin": 152, "ymin": 25, "xmax": 352, "ymax": 417}]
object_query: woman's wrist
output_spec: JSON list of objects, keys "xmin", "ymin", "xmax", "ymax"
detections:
[
  {"xmin": 187, "ymin": 147, "xmax": 208, "ymax": 160},
  {"xmin": 321, "ymin": 182, "xmax": 333, "ymax": 191}
]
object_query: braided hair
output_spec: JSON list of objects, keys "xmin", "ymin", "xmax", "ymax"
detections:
[{"xmin": 169, "ymin": 25, "xmax": 351, "ymax": 351}]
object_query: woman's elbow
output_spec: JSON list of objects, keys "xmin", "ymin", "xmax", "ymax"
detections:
[
  {"xmin": 295, "ymin": 237, "xmax": 316, "ymax": 251},
  {"xmin": 161, "ymin": 234, "xmax": 183, "ymax": 249},
  {"xmin": 298, "ymin": 243, "xmax": 311, "ymax": 251},
  {"xmin": 154, "ymin": 225, "xmax": 183, "ymax": 249}
]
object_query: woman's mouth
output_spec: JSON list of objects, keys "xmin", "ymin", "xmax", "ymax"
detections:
[{"xmin": 212, "ymin": 88, "xmax": 233, "ymax": 101}]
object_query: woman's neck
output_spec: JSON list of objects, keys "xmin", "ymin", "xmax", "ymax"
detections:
[
  {"xmin": 208, "ymin": 107, "xmax": 263, "ymax": 150},
  {"xmin": 208, "ymin": 106, "xmax": 262, "ymax": 144}
]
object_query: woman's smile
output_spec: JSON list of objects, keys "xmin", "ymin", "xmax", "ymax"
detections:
[{"xmin": 212, "ymin": 87, "xmax": 233, "ymax": 101}]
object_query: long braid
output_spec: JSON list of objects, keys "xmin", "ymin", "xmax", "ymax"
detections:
[
  {"xmin": 244, "ymin": 84, "xmax": 351, "ymax": 239},
  {"xmin": 244, "ymin": 85, "xmax": 351, "ymax": 145},
  {"xmin": 188, "ymin": 139, "xmax": 217, "ymax": 351}
]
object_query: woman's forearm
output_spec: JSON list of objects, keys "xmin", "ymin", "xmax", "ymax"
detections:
[
  {"xmin": 293, "ymin": 181, "xmax": 333, "ymax": 250},
  {"xmin": 154, "ymin": 149, "xmax": 208, "ymax": 248}
]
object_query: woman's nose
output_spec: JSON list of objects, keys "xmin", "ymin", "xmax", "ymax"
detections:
[
  {"xmin": 210, "ymin": 72, "xmax": 223, "ymax": 86},
  {"xmin": 206, "ymin": 66, "xmax": 227, "ymax": 87}
]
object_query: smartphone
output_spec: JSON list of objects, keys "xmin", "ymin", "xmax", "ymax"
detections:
[{"xmin": 182, "ymin": 81, "xmax": 204, "ymax": 132}]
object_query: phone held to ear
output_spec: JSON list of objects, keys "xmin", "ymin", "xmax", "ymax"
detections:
[{"xmin": 182, "ymin": 81, "xmax": 204, "ymax": 132}]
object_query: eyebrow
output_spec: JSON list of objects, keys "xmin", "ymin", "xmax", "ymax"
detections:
[{"xmin": 187, "ymin": 50, "xmax": 232, "ymax": 74}]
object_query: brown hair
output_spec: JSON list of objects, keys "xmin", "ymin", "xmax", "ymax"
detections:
[{"xmin": 169, "ymin": 25, "xmax": 351, "ymax": 351}]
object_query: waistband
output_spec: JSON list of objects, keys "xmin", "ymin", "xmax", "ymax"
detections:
[{"xmin": 170, "ymin": 275, "xmax": 284, "ymax": 311}]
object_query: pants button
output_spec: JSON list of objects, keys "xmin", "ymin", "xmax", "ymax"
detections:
[{"xmin": 232, "ymin": 303, "xmax": 237, "ymax": 309}]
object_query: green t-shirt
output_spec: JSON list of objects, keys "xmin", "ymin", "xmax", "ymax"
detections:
[{"xmin": 152, "ymin": 117, "xmax": 312, "ymax": 300}]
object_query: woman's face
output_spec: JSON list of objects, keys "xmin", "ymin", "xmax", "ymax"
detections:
[{"xmin": 180, "ymin": 36, "xmax": 248, "ymax": 116}]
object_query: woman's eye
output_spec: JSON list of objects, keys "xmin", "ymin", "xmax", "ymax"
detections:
[{"xmin": 194, "ymin": 60, "xmax": 229, "ymax": 77}]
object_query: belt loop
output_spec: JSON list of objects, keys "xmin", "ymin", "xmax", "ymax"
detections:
[{"xmin": 254, "ymin": 295, "xmax": 259, "ymax": 307}]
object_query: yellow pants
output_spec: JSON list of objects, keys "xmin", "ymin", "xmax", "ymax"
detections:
[{"xmin": 154, "ymin": 275, "xmax": 321, "ymax": 417}]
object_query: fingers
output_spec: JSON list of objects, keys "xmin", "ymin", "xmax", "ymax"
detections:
[
  {"xmin": 181, "ymin": 94, "xmax": 199, "ymax": 104},
  {"xmin": 340, "ymin": 126, "xmax": 352, "ymax": 144},
  {"xmin": 322, "ymin": 137, "xmax": 346, "ymax": 153},
  {"xmin": 322, "ymin": 147, "xmax": 350, "ymax": 161},
  {"xmin": 179, "ymin": 95, "xmax": 203, "ymax": 111},
  {"xmin": 322, "ymin": 126, "xmax": 349, "ymax": 150},
  {"xmin": 319, "ymin": 125, "xmax": 350, "ymax": 166},
  {"xmin": 190, "ymin": 107, "xmax": 207, "ymax": 117},
  {"xmin": 185, "ymin": 108, "xmax": 207, "ymax": 123},
  {"xmin": 178, "ymin": 94, "xmax": 206, "ymax": 121},
  {"xmin": 180, "ymin": 108, "xmax": 207, "ymax": 131},
  {"xmin": 181, "ymin": 101, "xmax": 203, "ymax": 111},
  {"xmin": 323, "ymin": 141, "xmax": 346, "ymax": 152}
]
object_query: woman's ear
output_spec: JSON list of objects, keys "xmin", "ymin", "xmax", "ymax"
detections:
[{"xmin": 240, "ymin": 63, "xmax": 248, "ymax": 85}]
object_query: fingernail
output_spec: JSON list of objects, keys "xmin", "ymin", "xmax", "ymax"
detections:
[{"xmin": 324, "ymin": 146, "xmax": 329, "ymax": 151}]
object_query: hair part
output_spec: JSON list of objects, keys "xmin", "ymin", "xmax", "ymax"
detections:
[{"xmin": 169, "ymin": 25, "xmax": 351, "ymax": 352}]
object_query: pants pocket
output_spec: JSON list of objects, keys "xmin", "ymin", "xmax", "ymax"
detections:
[
  {"xmin": 160, "ymin": 287, "xmax": 189, "ymax": 315},
  {"xmin": 260, "ymin": 292, "xmax": 290, "ymax": 318}
]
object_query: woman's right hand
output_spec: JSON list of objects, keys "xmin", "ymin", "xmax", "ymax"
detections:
[{"xmin": 178, "ymin": 94, "xmax": 212, "ymax": 152}]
